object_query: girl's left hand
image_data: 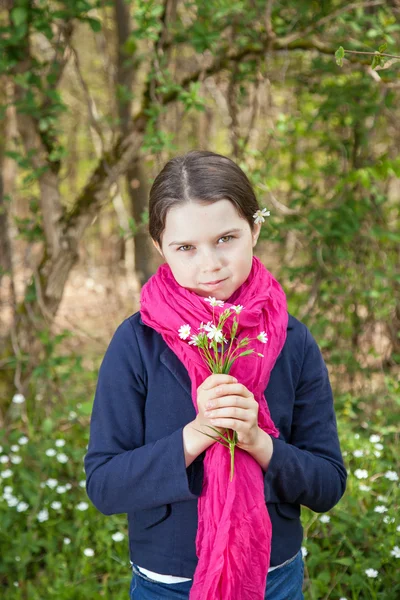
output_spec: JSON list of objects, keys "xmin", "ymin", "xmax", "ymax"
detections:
[{"xmin": 203, "ymin": 380, "xmax": 261, "ymax": 450}]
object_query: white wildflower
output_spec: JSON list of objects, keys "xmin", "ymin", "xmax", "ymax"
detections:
[
  {"xmin": 4, "ymin": 486, "xmax": 13, "ymax": 494},
  {"xmin": 301, "ymin": 546, "xmax": 308, "ymax": 558},
  {"xmin": 12, "ymin": 393, "xmax": 25, "ymax": 404},
  {"xmin": 354, "ymin": 469, "xmax": 368, "ymax": 479},
  {"xmin": 369, "ymin": 434, "xmax": 380, "ymax": 443},
  {"xmin": 178, "ymin": 324, "xmax": 191, "ymax": 340},
  {"xmin": 188, "ymin": 334, "xmax": 202, "ymax": 346},
  {"xmin": 37, "ymin": 509, "xmax": 49, "ymax": 522},
  {"xmin": 7, "ymin": 496, "xmax": 19, "ymax": 507},
  {"xmin": 10, "ymin": 445, "xmax": 19, "ymax": 453},
  {"xmin": 374, "ymin": 442, "xmax": 383, "ymax": 450},
  {"xmin": 385, "ymin": 471, "xmax": 399, "ymax": 482},
  {"xmin": 257, "ymin": 331, "xmax": 268, "ymax": 344},
  {"xmin": 319, "ymin": 515, "xmax": 331, "ymax": 523},
  {"xmin": 374, "ymin": 505, "xmax": 388, "ymax": 513},
  {"xmin": 65, "ymin": 483, "xmax": 72, "ymax": 490},
  {"xmin": 203, "ymin": 323, "xmax": 224, "ymax": 342},
  {"xmin": 51, "ymin": 501, "xmax": 62, "ymax": 510},
  {"xmin": 10, "ymin": 455, "xmax": 22, "ymax": 464},
  {"xmin": 253, "ymin": 208, "xmax": 270, "ymax": 224},
  {"xmin": 45, "ymin": 449, "xmax": 56, "ymax": 457},
  {"xmin": 359, "ymin": 484, "xmax": 371, "ymax": 492},
  {"xmin": 69, "ymin": 410, "xmax": 77, "ymax": 419},
  {"xmin": 353, "ymin": 450, "xmax": 364, "ymax": 457},
  {"xmin": 64, "ymin": 538, "xmax": 71, "ymax": 545},
  {"xmin": 0, "ymin": 455, "xmax": 9, "ymax": 463},
  {"xmin": 1, "ymin": 469, "xmax": 12, "ymax": 478},
  {"xmin": 55, "ymin": 439, "xmax": 65, "ymax": 447},
  {"xmin": 377, "ymin": 495, "xmax": 388, "ymax": 503},
  {"xmin": 56, "ymin": 453, "xmax": 69, "ymax": 464},
  {"xmin": 390, "ymin": 546, "xmax": 400, "ymax": 559},
  {"xmin": 365, "ymin": 568, "xmax": 378, "ymax": 578},
  {"xmin": 231, "ymin": 305, "xmax": 244, "ymax": 314},
  {"xmin": 56, "ymin": 485, "xmax": 67, "ymax": 494},
  {"xmin": 354, "ymin": 433, "xmax": 360, "ymax": 439},
  {"xmin": 18, "ymin": 436, "xmax": 28, "ymax": 445},
  {"xmin": 204, "ymin": 296, "xmax": 224, "ymax": 307},
  {"xmin": 76, "ymin": 501, "xmax": 89, "ymax": 511},
  {"xmin": 83, "ymin": 548, "xmax": 94, "ymax": 557},
  {"xmin": 79, "ymin": 480, "xmax": 86, "ymax": 488},
  {"xmin": 46, "ymin": 478, "xmax": 58, "ymax": 489},
  {"xmin": 374, "ymin": 451, "xmax": 381, "ymax": 458},
  {"xmin": 112, "ymin": 532, "xmax": 124, "ymax": 542},
  {"xmin": 383, "ymin": 516, "xmax": 395, "ymax": 524},
  {"xmin": 16, "ymin": 502, "xmax": 29, "ymax": 512}
]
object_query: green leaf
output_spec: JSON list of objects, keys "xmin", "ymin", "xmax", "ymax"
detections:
[
  {"xmin": 11, "ymin": 7, "xmax": 28, "ymax": 27},
  {"xmin": 378, "ymin": 42, "xmax": 387, "ymax": 53},
  {"xmin": 335, "ymin": 46, "xmax": 345, "ymax": 67},
  {"xmin": 86, "ymin": 17, "xmax": 102, "ymax": 32}
]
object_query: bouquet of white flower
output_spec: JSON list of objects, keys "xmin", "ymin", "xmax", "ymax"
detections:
[{"xmin": 178, "ymin": 296, "xmax": 268, "ymax": 480}]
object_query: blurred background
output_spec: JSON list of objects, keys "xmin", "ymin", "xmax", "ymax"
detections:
[{"xmin": 0, "ymin": 1, "xmax": 399, "ymax": 598}]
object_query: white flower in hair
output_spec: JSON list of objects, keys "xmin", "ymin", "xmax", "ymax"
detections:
[
  {"xmin": 178, "ymin": 324, "xmax": 191, "ymax": 340},
  {"xmin": 253, "ymin": 208, "xmax": 271, "ymax": 224},
  {"xmin": 204, "ymin": 296, "xmax": 224, "ymax": 307}
]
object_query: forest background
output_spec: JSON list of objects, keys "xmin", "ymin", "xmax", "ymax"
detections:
[{"xmin": 0, "ymin": 0, "xmax": 399, "ymax": 598}]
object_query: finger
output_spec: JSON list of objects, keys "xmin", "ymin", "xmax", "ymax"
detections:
[
  {"xmin": 207, "ymin": 406, "xmax": 249, "ymax": 421},
  {"xmin": 213, "ymin": 384, "xmax": 251, "ymax": 398},
  {"xmin": 200, "ymin": 374, "xmax": 237, "ymax": 390},
  {"xmin": 207, "ymin": 395, "xmax": 249, "ymax": 409}
]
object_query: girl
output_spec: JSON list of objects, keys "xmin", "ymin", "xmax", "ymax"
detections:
[{"xmin": 84, "ymin": 150, "xmax": 347, "ymax": 600}]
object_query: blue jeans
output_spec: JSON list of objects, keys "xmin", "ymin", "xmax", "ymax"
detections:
[{"xmin": 129, "ymin": 549, "xmax": 304, "ymax": 599}]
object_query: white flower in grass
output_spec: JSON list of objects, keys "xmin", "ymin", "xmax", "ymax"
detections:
[
  {"xmin": 301, "ymin": 546, "xmax": 308, "ymax": 558},
  {"xmin": 374, "ymin": 451, "xmax": 381, "ymax": 458},
  {"xmin": 10, "ymin": 455, "xmax": 21, "ymax": 464},
  {"xmin": 18, "ymin": 436, "xmax": 28, "ymax": 445},
  {"xmin": 354, "ymin": 433, "xmax": 360, "ymax": 439},
  {"xmin": 319, "ymin": 515, "xmax": 331, "ymax": 523},
  {"xmin": 0, "ymin": 455, "xmax": 9, "ymax": 463},
  {"xmin": 79, "ymin": 480, "xmax": 86, "ymax": 488},
  {"xmin": 45, "ymin": 448, "xmax": 56, "ymax": 457},
  {"xmin": 51, "ymin": 501, "xmax": 62, "ymax": 510},
  {"xmin": 353, "ymin": 450, "xmax": 364, "ymax": 457},
  {"xmin": 383, "ymin": 516, "xmax": 395, "ymax": 524},
  {"xmin": 377, "ymin": 495, "xmax": 388, "ymax": 503},
  {"xmin": 37, "ymin": 509, "xmax": 49, "ymax": 522},
  {"xmin": 76, "ymin": 501, "xmax": 89, "ymax": 511},
  {"xmin": 397, "ymin": 526, "xmax": 400, "ymax": 533},
  {"xmin": 4, "ymin": 486, "xmax": 13, "ymax": 494},
  {"xmin": 7, "ymin": 496, "xmax": 19, "ymax": 507},
  {"xmin": 10, "ymin": 445, "xmax": 19, "ymax": 453},
  {"xmin": 64, "ymin": 538, "xmax": 71, "ymax": 545},
  {"xmin": 12, "ymin": 393, "xmax": 25, "ymax": 404},
  {"xmin": 112, "ymin": 532, "xmax": 124, "ymax": 542},
  {"xmin": 178, "ymin": 324, "xmax": 191, "ymax": 340},
  {"xmin": 188, "ymin": 334, "xmax": 202, "ymax": 346},
  {"xmin": 253, "ymin": 208, "xmax": 270, "ymax": 224},
  {"xmin": 16, "ymin": 502, "xmax": 29, "ymax": 512},
  {"xmin": 257, "ymin": 331, "xmax": 268, "ymax": 344},
  {"xmin": 354, "ymin": 469, "xmax": 368, "ymax": 479},
  {"xmin": 69, "ymin": 410, "xmax": 77, "ymax": 419},
  {"xmin": 359, "ymin": 484, "xmax": 371, "ymax": 492},
  {"xmin": 385, "ymin": 471, "xmax": 399, "ymax": 482},
  {"xmin": 204, "ymin": 296, "xmax": 224, "ymax": 307},
  {"xmin": 56, "ymin": 485, "xmax": 67, "ymax": 494},
  {"xmin": 231, "ymin": 305, "xmax": 244, "ymax": 314},
  {"xmin": 56, "ymin": 453, "xmax": 68, "ymax": 464},
  {"xmin": 339, "ymin": 597, "xmax": 347, "ymax": 600},
  {"xmin": 369, "ymin": 434, "xmax": 380, "ymax": 443},
  {"xmin": 1, "ymin": 469, "xmax": 12, "ymax": 478},
  {"xmin": 365, "ymin": 568, "xmax": 378, "ymax": 578},
  {"xmin": 390, "ymin": 546, "xmax": 400, "ymax": 559},
  {"xmin": 55, "ymin": 439, "xmax": 65, "ymax": 447},
  {"xmin": 83, "ymin": 548, "xmax": 94, "ymax": 557},
  {"xmin": 46, "ymin": 478, "xmax": 58, "ymax": 489},
  {"xmin": 65, "ymin": 483, "xmax": 72, "ymax": 490},
  {"xmin": 374, "ymin": 442, "xmax": 383, "ymax": 451},
  {"xmin": 374, "ymin": 505, "xmax": 388, "ymax": 513}
]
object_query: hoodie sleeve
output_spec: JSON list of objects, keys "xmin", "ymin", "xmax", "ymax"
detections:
[
  {"xmin": 263, "ymin": 326, "xmax": 347, "ymax": 513},
  {"xmin": 84, "ymin": 319, "xmax": 204, "ymax": 515}
]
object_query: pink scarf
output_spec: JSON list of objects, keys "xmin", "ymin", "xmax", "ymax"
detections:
[{"xmin": 140, "ymin": 255, "xmax": 288, "ymax": 600}]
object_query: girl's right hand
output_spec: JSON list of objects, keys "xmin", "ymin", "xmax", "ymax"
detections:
[{"xmin": 194, "ymin": 373, "xmax": 238, "ymax": 444}]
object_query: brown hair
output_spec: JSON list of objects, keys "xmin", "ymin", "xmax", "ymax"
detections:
[{"xmin": 148, "ymin": 150, "xmax": 260, "ymax": 248}]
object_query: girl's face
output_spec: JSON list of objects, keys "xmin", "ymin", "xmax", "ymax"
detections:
[{"xmin": 152, "ymin": 199, "xmax": 261, "ymax": 301}]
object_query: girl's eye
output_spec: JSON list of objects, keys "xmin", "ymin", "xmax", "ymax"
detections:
[{"xmin": 177, "ymin": 236, "xmax": 234, "ymax": 252}]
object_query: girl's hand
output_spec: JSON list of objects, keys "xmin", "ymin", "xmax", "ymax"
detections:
[
  {"xmin": 201, "ymin": 378, "xmax": 261, "ymax": 450},
  {"xmin": 195, "ymin": 374, "xmax": 238, "ymax": 444}
]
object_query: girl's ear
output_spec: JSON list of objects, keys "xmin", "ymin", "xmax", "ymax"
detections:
[{"xmin": 252, "ymin": 222, "xmax": 262, "ymax": 247}]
